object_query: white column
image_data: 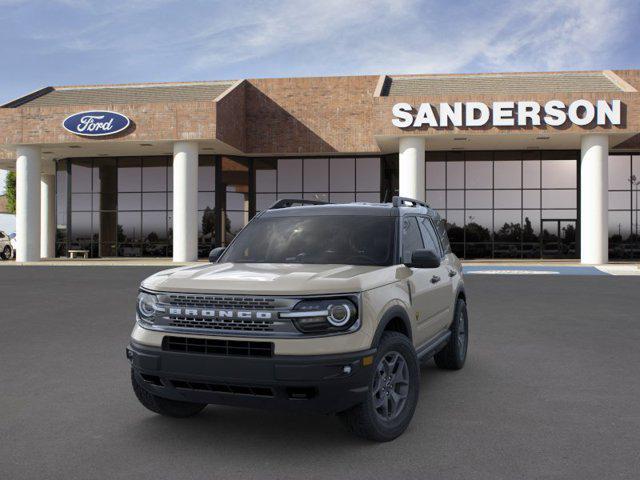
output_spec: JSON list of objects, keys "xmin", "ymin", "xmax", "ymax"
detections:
[
  {"xmin": 398, "ymin": 137, "xmax": 425, "ymax": 201},
  {"xmin": 580, "ymin": 134, "xmax": 609, "ymax": 264},
  {"xmin": 172, "ymin": 141, "xmax": 198, "ymax": 262},
  {"xmin": 16, "ymin": 146, "xmax": 41, "ymax": 262},
  {"xmin": 40, "ymin": 165, "xmax": 56, "ymax": 259}
]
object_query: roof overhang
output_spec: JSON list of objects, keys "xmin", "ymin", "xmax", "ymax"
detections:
[{"xmin": 374, "ymin": 131, "xmax": 640, "ymax": 154}]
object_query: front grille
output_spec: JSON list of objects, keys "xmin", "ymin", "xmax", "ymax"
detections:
[
  {"xmin": 168, "ymin": 317, "xmax": 274, "ymax": 332},
  {"xmin": 166, "ymin": 294, "xmax": 277, "ymax": 310},
  {"xmin": 162, "ymin": 336, "xmax": 274, "ymax": 357},
  {"xmin": 170, "ymin": 379, "xmax": 274, "ymax": 397}
]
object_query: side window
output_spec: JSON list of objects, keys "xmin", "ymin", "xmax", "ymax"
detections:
[
  {"xmin": 434, "ymin": 215, "xmax": 451, "ymax": 254},
  {"xmin": 401, "ymin": 217, "xmax": 424, "ymax": 264},
  {"xmin": 0, "ymin": 232, "xmax": 5, "ymax": 239},
  {"xmin": 418, "ymin": 217, "xmax": 443, "ymax": 257}
]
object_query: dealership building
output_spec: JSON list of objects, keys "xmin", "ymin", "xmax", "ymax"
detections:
[{"xmin": 1, "ymin": 69, "xmax": 639, "ymax": 263}]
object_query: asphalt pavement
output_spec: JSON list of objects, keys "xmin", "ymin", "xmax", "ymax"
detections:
[{"xmin": 1, "ymin": 267, "xmax": 639, "ymax": 480}]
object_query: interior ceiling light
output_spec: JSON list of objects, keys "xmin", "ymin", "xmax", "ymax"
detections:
[
  {"xmin": 68, "ymin": 145, "xmax": 81, "ymax": 149},
  {"xmin": 140, "ymin": 143, "xmax": 153, "ymax": 146},
  {"xmin": 454, "ymin": 137, "xmax": 467, "ymax": 141},
  {"xmin": 536, "ymin": 136, "xmax": 550, "ymax": 140}
]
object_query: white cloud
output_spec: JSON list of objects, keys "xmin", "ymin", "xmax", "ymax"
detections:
[
  {"xmin": 177, "ymin": 0, "xmax": 632, "ymax": 76},
  {"xmin": 2, "ymin": 0, "xmax": 635, "ymax": 84}
]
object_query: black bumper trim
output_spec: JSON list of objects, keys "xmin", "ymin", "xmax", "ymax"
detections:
[{"xmin": 128, "ymin": 341, "xmax": 376, "ymax": 414}]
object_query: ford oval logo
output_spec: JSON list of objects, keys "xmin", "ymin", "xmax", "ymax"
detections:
[{"xmin": 62, "ymin": 110, "xmax": 130, "ymax": 137}]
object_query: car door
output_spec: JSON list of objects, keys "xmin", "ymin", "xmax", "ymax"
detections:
[
  {"xmin": 401, "ymin": 216, "xmax": 448, "ymax": 346},
  {"xmin": 418, "ymin": 216, "xmax": 454, "ymax": 331}
]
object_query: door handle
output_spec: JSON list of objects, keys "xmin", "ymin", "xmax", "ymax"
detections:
[
  {"xmin": 448, "ymin": 269, "xmax": 457, "ymax": 277},
  {"xmin": 430, "ymin": 275, "xmax": 441, "ymax": 284}
]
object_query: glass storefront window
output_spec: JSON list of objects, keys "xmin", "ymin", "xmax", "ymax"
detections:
[
  {"xmin": 465, "ymin": 161, "xmax": 492, "ymax": 189},
  {"xmin": 304, "ymin": 158, "xmax": 328, "ymax": 191},
  {"xmin": 425, "ymin": 151, "xmax": 579, "ymax": 259},
  {"xmin": 426, "ymin": 190, "xmax": 446, "ymax": 209},
  {"xmin": 494, "ymin": 190, "xmax": 521, "ymax": 209},
  {"xmin": 425, "ymin": 161, "xmax": 445, "ymax": 189},
  {"xmin": 542, "ymin": 160, "xmax": 576, "ymax": 188},
  {"xmin": 256, "ymin": 156, "xmax": 381, "ymax": 210},
  {"xmin": 608, "ymin": 154, "xmax": 638, "ymax": 259},
  {"xmin": 66, "ymin": 156, "xmax": 172, "ymax": 258},
  {"xmin": 143, "ymin": 157, "xmax": 168, "ymax": 191},
  {"xmin": 494, "ymin": 161, "xmax": 521, "ymax": 189},
  {"xmin": 356, "ymin": 157, "xmax": 380, "ymax": 192},
  {"xmin": 330, "ymin": 157, "xmax": 355, "ymax": 192},
  {"xmin": 466, "ymin": 190, "xmax": 492, "ymax": 209},
  {"xmin": 117, "ymin": 158, "xmax": 142, "ymax": 191},
  {"xmin": 523, "ymin": 160, "xmax": 541, "ymax": 188},
  {"xmin": 71, "ymin": 159, "xmax": 92, "ymax": 193},
  {"xmin": 446, "ymin": 162, "xmax": 464, "ymax": 189},
  {"xmin": 277, "ymin": 159, "xmax": 302, "ymax": 192}
]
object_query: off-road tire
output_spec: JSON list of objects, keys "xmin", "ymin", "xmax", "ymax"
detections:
[
  {"xmin": 434, "ymin": 298, "xmax": 468, "ymax": 370},
  {"xmin": 339, "ymin": 331, "xmax": 419, "ymax": 442},
  {"xmin": 131, "ymin": 369, "xmax": 206, "ymax": 418}
]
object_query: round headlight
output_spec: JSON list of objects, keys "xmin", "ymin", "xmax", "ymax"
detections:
[
  {"xmin": 137, "ymin": 292, "xmax": 157, "ymax": 320},
  {"xmin": 327, "ymin": 303, "xmax": 353, "ymax": 327},
  {"xmin": 285, "ymin": 297, "xmax": 359, "ymax": 334}
]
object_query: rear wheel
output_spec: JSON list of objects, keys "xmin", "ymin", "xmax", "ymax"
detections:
[
  {"xmin": 131, "ymin": 369, "xmax": 206, "ymax": 418},
  {"xmin": 339, "ymin": 332, "xmax": 419, "ymax": 442},
  {"xmin": 434, "ymin": 298, "xmax": 468, "ymax": 370}
]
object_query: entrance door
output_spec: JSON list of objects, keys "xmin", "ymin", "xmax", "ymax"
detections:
[{"xmin": 541, "ymin": 219, "xmax": 578, "ymax": 258}]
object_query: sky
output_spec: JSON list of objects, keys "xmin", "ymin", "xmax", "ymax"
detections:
[{"xmin": 0, "ymin": 0, "xmax": 639, "ymax": 193}]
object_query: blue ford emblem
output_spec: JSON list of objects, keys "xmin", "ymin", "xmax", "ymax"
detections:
[{"xmin": 62, "ymin": 110, "xmax": 130, "ymax": 137}]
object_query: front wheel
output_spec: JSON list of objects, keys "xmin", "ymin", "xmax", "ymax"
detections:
[
  {"xmin": 339, "ymin": 332, "xmax": 420, "ymax": 442},
  {"xmin": 434, "ymin": 298, "xmax": 468, "ymax": 370},
  {"xmin": 131, "ymin": 369, "xmax": 206, "ymax": 418},
  {"xmin": 1, "ymin": 245, "xmax": 11, "ymax": 260}
]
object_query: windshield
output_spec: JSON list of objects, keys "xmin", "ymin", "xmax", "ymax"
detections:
[{"xmin": 220, "ymin": 215, "xmax": 396, "ymax": 266}]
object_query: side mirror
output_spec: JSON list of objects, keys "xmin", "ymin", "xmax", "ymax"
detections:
[
  {"xmin": 406, "ymin": 249, "xmax": 440, "ymax": 269},
  {"xmin": 208, "ymin": 247, "xmax": 226, "ymax": 263}
]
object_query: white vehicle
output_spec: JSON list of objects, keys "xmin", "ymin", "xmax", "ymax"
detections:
[{"xmin": 0, "ymin": 231, "xmax": 13, "ymax": 260}]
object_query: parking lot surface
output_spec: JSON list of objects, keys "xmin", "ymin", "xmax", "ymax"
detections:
[{"xmin": 1, "ymin": 267, "xmax": 639, "ymax": 480}]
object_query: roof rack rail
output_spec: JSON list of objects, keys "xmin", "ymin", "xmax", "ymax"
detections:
[
  {"xmin": 392, "ymin": 196, "xmax": 429, "ymax": 208},
  {"xmin": 268, "ymin": 198, "xmax": 330, "ymax": 210}
]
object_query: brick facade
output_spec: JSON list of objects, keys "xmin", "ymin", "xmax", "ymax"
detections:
[{"xmin": 0, "ymin": 69, "xmax": 639, "ymax": 157}]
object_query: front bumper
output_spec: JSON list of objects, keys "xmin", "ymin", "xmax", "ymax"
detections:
[{"xmin": 127, "ymin": 341, "xmax": 376, "ymax": 414}]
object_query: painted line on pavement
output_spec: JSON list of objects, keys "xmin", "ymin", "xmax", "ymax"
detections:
[{"xmin": 463, "ymin": 266, "xmax": 608, "ymax": 276}]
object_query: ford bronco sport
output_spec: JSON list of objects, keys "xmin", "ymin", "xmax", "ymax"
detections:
[{"xmin": 127, "ymin": 196, "xmax": 468, "ymax": 441}]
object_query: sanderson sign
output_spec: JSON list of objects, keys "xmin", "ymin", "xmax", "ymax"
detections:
[
  {"xmin": 391, "ymin": 99, "xmax": 622, "ymax": 128},
  {"xmin": 63, "ymin": 110, "xmax": 131, "ymax": 137}
]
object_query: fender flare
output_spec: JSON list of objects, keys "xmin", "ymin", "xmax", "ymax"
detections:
[{"xmin": 370, "ymin": 305, "xmax": 413, "ymax": 348}]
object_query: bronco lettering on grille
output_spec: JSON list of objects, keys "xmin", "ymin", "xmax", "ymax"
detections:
[{"xmin": 168, "ymin": 308, "xmax": 274, "ymax": 320}]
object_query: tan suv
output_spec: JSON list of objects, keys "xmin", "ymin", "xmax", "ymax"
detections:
[{"xmin": 127, "ymin": 196, "xmax": 468, "ymax": 441}]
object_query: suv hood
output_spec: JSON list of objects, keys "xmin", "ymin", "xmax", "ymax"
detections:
[{"xmin": 141, "ymin": 262, "xmax": 401, "ymax": 295}]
